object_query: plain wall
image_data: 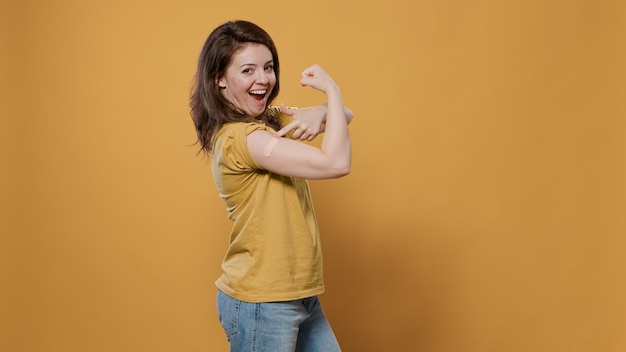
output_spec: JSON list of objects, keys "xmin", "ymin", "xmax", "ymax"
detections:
[{"xmin": 2, "ymin": 0, "xmax": 625, "ymax": 351}]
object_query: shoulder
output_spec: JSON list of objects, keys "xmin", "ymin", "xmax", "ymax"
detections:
[
  {"xmin": 214, "ymin": 122, "xmax": 269, "ymax": 155},
  {"xmin": 213, "ymin": 122, "xmax": 269, "ymax": 170},
  {"xmin": 217, "ymin": 122, "xmax": 266, "ymax": 139}
]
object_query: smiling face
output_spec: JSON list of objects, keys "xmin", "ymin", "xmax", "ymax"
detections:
[{"xmin": 217, "ymin": 43, "xmax": 276, "ymax": 118}]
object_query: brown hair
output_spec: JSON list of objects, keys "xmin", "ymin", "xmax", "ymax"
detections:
[{"xmin": 190, "ymin": 20, "xmax": 282, "ymax": 154}]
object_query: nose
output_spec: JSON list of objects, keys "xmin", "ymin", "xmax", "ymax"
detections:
[{"xmin": 256, "ymin": 70, "xmax": 270, "ymax": 84}]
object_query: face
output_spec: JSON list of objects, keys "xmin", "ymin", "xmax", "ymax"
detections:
[{"xmin": 218, "ymin": 43, "xmax": 276, "ymax": 118}]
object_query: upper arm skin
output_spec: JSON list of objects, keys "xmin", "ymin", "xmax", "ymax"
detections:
[{"xmin": 247, "ymin": 130, "xmax": 350, "ymax": 179}]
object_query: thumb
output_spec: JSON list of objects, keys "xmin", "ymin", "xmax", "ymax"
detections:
[{"xmin": 279, "ymin": 102, "xmax": 294, "ymax": 116}]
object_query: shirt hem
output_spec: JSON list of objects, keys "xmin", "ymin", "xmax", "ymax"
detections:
[{"xmin": 216, "ymin": 281, "xmax": 325, "ymax": 303}]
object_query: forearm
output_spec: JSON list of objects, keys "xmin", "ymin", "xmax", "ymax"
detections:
[
  {"xmin": 320, "ymin": 84, "xmax": 351, "ymax": 173},
  {"xmin": 314, "ymin": 104, "xmax": 353, "ymax": 124}
]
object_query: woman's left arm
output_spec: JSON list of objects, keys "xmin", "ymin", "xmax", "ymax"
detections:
[{"xmin": 279, "ymin": 103, "xmax": 353, "ymax": 141}]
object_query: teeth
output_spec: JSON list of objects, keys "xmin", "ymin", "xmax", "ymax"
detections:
[{"xmin": 249, "ymin": 90, "xmax": 266, "ymax": 95}]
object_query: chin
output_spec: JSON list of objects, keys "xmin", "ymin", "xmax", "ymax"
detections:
[{"xmin": 253, "ymin": 106, "xmax": 267, "ymax": 116}]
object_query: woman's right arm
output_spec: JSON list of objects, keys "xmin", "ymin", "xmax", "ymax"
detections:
[{"xmin": 247, "ymin": 65, "xmax": 351, "ymax": 180}]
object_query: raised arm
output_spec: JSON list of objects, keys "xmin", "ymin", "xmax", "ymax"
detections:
[{"xmin": 247, "ymin": 65, "xmax": 351, "ymax": 179}]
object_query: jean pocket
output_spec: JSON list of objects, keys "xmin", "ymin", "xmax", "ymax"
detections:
[{"xmin": 217, "ymin": 290, "xmax": 240, "ymax": 338}]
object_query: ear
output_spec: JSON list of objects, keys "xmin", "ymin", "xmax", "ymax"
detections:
[{"xmin": 216, "ymin": 77, "xmax": 226, "ymax": 89}]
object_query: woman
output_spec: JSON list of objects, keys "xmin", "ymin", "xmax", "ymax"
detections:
[{"xmin": 190, "ymin": 20, "xmax": 352, "ymax": 352}]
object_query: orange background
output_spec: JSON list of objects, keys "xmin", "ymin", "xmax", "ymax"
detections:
[{"xmin": 2, "ymin": 0, "xmax": 625, "ymax": 351}]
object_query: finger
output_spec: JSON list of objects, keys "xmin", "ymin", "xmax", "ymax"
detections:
[
  {"xmin": 291, "ymin": 127, "xmax": 304, "ymax": 140},
  {"xmin": 300, "ymin": 67, "xmax": 316, "ymax": 86},
  {"xmin": 300, "ymin": 76, "xmax": 312, "ymax": 87},
  {"xmin": 301, "ymin": 66, "xmax": 316, "ymax": 78},
  {"xmin": 279, "ymin": 102, "xmax": 294, "ymax": 116},
  {"xmin": 275, "ymin": 120, "xmax": 299, "ymax": 137},
  {"xmin": 297, "ymin": 128, "xmax": 315, "ymax": 141}
]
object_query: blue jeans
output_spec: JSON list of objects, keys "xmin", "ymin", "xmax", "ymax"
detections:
[{"xmin": 217, "ymin": 290, "xmax": 341, "ymax": 352}]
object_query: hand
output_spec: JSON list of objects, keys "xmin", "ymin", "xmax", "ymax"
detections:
[
  {"xmin": 300, "ymin": 64, "xmax": 338, "ymax": 94},
  {"xmin": 275, "ymin": 103, "xmax": 325, "ymax": 141}
]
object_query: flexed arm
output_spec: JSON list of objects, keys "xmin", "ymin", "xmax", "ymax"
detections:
[{"xmin": 247, "ymin": 65, "xmax": 351, "ymax": 179}]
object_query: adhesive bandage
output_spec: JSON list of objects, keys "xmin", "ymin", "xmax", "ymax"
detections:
[{"xmin": 263, "ymin": 136, "xmax": 279, "ymax": 157}]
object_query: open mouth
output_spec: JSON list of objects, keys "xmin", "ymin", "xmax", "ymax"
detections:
[{"xmin": 249, "ymin": 89, "xmax": 267, "ymax": 101}]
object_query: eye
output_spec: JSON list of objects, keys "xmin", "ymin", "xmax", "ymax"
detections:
[
  {"xmin": 242, "ymin": 68, "xmax": 252, "ymax": 74},
  {"xmin": 265, "ymin": 65, "xmax": 274, "ymax": 72}
]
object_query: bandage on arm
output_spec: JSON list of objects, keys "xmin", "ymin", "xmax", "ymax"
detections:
[{"xmin": 263, "ymin": 136, "xmax": 279, "ymax": 157}]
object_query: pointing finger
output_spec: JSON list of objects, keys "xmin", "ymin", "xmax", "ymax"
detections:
[{"xmin": 274, "ymin": 120, "xmax": 299, "ymax": 137}]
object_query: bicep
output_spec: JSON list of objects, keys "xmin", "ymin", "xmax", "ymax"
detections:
[{"xmin": 247, "ymin": 130, "xmax": 343, "ymax": 179}]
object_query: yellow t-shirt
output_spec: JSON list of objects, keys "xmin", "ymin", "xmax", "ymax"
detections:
[{"xmin": 211, "ymin": 111, "xmax": 324, "ymax": 302}]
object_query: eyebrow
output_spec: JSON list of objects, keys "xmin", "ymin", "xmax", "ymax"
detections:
[{"xmin": 238, "ymin": 60, "xmax": 274, "ymax": 69}]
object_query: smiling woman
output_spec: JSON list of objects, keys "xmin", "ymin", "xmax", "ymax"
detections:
[
  {"xmin": 217, "ymin": 43, "xmax": 276, "ymax": 117},
  {"xmin": 189, "ymin": 20, "xmax": 353, "ymax": 352},
  {"xmin": 190, "ymin": 20, "xmax": 283, "ymax": 153}
]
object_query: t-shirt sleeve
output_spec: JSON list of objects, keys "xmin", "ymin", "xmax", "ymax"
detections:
[{"xmin": 220, "ymin": 122, "xmax": 266, "ymax": 171}]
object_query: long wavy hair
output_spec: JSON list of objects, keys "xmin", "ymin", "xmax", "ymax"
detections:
[{"xmin": 190, "ymin": 20, "xmax": 282, "ymax": 154}]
